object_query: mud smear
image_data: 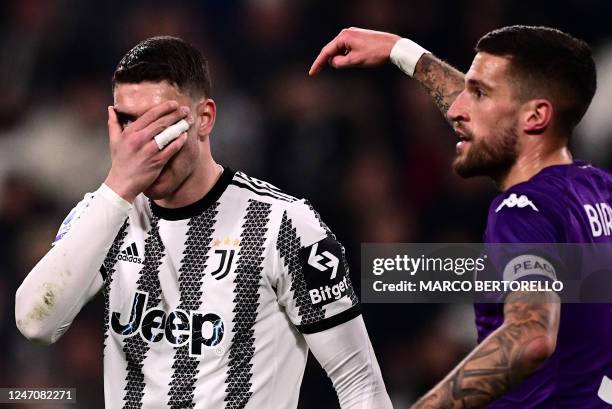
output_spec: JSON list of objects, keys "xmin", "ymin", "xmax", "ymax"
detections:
[{"xmin": 27, "ymin": 283, "xmax": 59, "ymax": 321}]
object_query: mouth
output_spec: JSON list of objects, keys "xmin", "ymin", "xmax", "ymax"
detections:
[{"xmin": 455, "ymin": 131, "xmax": 471, "ymax": 152}]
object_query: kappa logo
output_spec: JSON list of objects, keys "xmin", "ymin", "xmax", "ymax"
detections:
[
  {"xmin": 495, "ymin": 193, "xmax": 539, "ymax": 213},
  {"xmin": 117, "ymin": 242, "xmax": 143, "ymax": 264}
]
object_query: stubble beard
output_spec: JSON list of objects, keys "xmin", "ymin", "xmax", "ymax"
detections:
[
  {"xmin": 452, "ymin": 125, "xmax": 519, "ymax": 182},
  {"xmin": 144, "ymin": 164, "xmax": 190, "ymax": 201}
]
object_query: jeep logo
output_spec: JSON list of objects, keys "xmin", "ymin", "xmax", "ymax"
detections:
[{"xmin": 111, "ymin": 291, "xmax": 224, "ymax": 356}]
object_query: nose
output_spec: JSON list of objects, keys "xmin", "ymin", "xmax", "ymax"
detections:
[{"xmin": 447, "ymin": 89, "xmax": 468, "ymax": 124}]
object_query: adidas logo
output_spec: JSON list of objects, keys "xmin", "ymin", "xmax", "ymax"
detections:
[{"xmin": 118, "ymin": 242, "xmax": 143, "ymax": 264}]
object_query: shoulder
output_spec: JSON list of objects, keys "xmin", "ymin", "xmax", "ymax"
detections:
[
  {"xmin": 227, "ymin": 170, "xmax": 300, "ymax": 205},
  {"xmin": 492, "ymin": 161, "xmax": 610, "ymax": 217},
  {"xmin": 490, "ymin": 170, "xmax": 570, "ymax": 217},
  {"xmin": 486, "ymin": 182, "xmax": 562, "ymax": 243},
  {"xmin": 491, "ymin": 189, "xmax": 546, "ymax": 216},
  {"xmin": 226, "ymin": 171, "xmax": 328, "ymax": 244}
]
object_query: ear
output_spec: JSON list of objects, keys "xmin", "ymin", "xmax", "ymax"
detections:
[
  {"xmin": 521, "ymin": 99, "xmax": 553, "ymax": 134},
  {"xmin": 195, "ymin": 98, "xmax": 216, "ymax": 140}
]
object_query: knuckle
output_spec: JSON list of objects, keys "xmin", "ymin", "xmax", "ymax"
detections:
[
  {"xmin": 169, "ymin": 112, "xmax": 182, "ymax": 124},
  {"xmin": 151, "ymin": 124, "xmax": 164, "ymax": 137},
  {"xmin": 144, "ymin": 143, "xmax": 157, "ymax": 156},
  {"xmin": 128, "ymin": 132, "xmax": 142, "ymax": 147},
  {"xmin": 165, "ymin": 100, "xmax": 179, "ymax": 110},
  {"xmin": 150, "ymin": 153, "xmax": 165, "ymax": 164}
]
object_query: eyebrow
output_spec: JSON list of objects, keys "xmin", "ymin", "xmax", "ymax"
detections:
[{"xmin": 466, "ymin": 78, "xmax": 494, "ymax": 91}]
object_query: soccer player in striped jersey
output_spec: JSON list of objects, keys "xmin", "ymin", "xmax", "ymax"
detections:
[
  {"xmin": 310, "ymin": 26, "xmax": 611, "ymax": 408},
  {"xmin": 15, "ymin": 36, "xmax": 392, "ymax": 409}
]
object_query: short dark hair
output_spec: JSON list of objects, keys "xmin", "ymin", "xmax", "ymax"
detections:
[
  {"xmin": 476, "ymin": 25, "xmax": 596, "ymax": 133},
  {"xmin": 112, "ymin": 36, "xmax": 211, "ymax": 98}
]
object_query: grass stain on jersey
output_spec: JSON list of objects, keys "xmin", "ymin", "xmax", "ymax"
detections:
[{"xmin": 27, "ymin": 283, "xmax": 59, "ymax": 321}]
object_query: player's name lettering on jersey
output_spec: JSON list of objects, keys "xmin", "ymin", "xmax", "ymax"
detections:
[
  {"xmin": 309, "ymin": 275, "xmax": 350, "ymax": 305},
  {"xmin": 111, "ymin": 291, "xmax": 224, "ymax": 356},
  {"xmin": 583, "ymin": 202, "xmax": 612, "ymax": 237},
  {"xmin": 495, "ymin": 193, "xmax": 538, "ymax": 213}
]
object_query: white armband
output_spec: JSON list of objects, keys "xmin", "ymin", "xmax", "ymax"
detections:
[{"xmin": 390, "ymin": 38, "xmax": 430, "ymax": 77}]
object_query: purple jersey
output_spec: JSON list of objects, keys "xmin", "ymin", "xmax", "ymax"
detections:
[{"xmin": 475, "ymin": 161, "xmax": 612, "ymax": 408}]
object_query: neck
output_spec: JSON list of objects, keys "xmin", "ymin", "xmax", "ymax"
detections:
[
  {"xmin": 497, "ymin": 143, "xmax": 573, "ymax": 191},
  {"xmin": 154, "ymin": 153, "xmax": 222, "ymax": 209}
]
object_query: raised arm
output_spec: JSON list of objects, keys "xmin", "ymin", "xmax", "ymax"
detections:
[
  {"xmin": 413, "ymin": 54, "xmax": 464, "ymax": 119},
  {"xmin": 15, "ymin": 187, "xmax": 131, "ymax": 343},
  {"xmin": 309, "ymin": 27, "xmax": 465, "ymax": 121},
  {"xmin": 411, "ymin": 291, "xmax": 560, "ymax": 409},
  {"xmin": 15, "ymin": 101, "xmax": 189, "ymax": 344}
]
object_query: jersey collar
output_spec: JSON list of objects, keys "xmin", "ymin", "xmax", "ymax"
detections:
[{"xmin": 150, "ymin": 167, "xmax": 235, "ymax": 220}]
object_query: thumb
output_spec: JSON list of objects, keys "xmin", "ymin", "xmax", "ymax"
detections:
[
  {"xmin": 107, "ymin": 106, "xmax": 122, "ymax": 141},
  {"xmin": 329, "ymin": 53, "xmax": 357, "ymax": 69}
]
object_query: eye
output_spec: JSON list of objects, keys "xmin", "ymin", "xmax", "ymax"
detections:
[
  {"xmin": 473, "ymin": 88, "xmax": 486, "ymax": 99},
  {"xmin": 120, "ymin": 119, "xmax": 133, "ymax": 129},
  {"xmin": 115, "ymin": 112, "xmax": 136, "ymax": 130}
]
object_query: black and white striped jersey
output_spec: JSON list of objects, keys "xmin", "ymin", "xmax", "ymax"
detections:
[{"xmin": 59, "ymin": 168, "xmax": 360, "ymax": 409}]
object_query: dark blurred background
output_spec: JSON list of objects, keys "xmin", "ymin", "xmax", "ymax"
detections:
[{"xmin": 1, "ymin": 0, "xmax": 611, "ymax": 407}]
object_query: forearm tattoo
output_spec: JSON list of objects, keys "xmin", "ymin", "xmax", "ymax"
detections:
[
  {"xmin": 413, "ymin": 53, "xmax": 465, "ymax": 122},
  {"xmin": 412, "ymin": 291, "xmax": 560, "ymax": 409}
]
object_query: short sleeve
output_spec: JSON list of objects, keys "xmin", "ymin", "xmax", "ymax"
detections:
[{"xmin": 274, "ymin": 200, "xmax": 360, "ymax": 334}]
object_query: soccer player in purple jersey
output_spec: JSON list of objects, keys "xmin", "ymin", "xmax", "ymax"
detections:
[{"xmin": 310, "ymin": 26, "xmax": 612, "ymax": 408}]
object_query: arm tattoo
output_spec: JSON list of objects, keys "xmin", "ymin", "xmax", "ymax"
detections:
[
  {"xmin": 413, "ymin": 53, "xmax": 465, "ymax": 122},
  {"xmin": 412, "ymin": 291, "xmax": 560, "ymax": 409}
]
